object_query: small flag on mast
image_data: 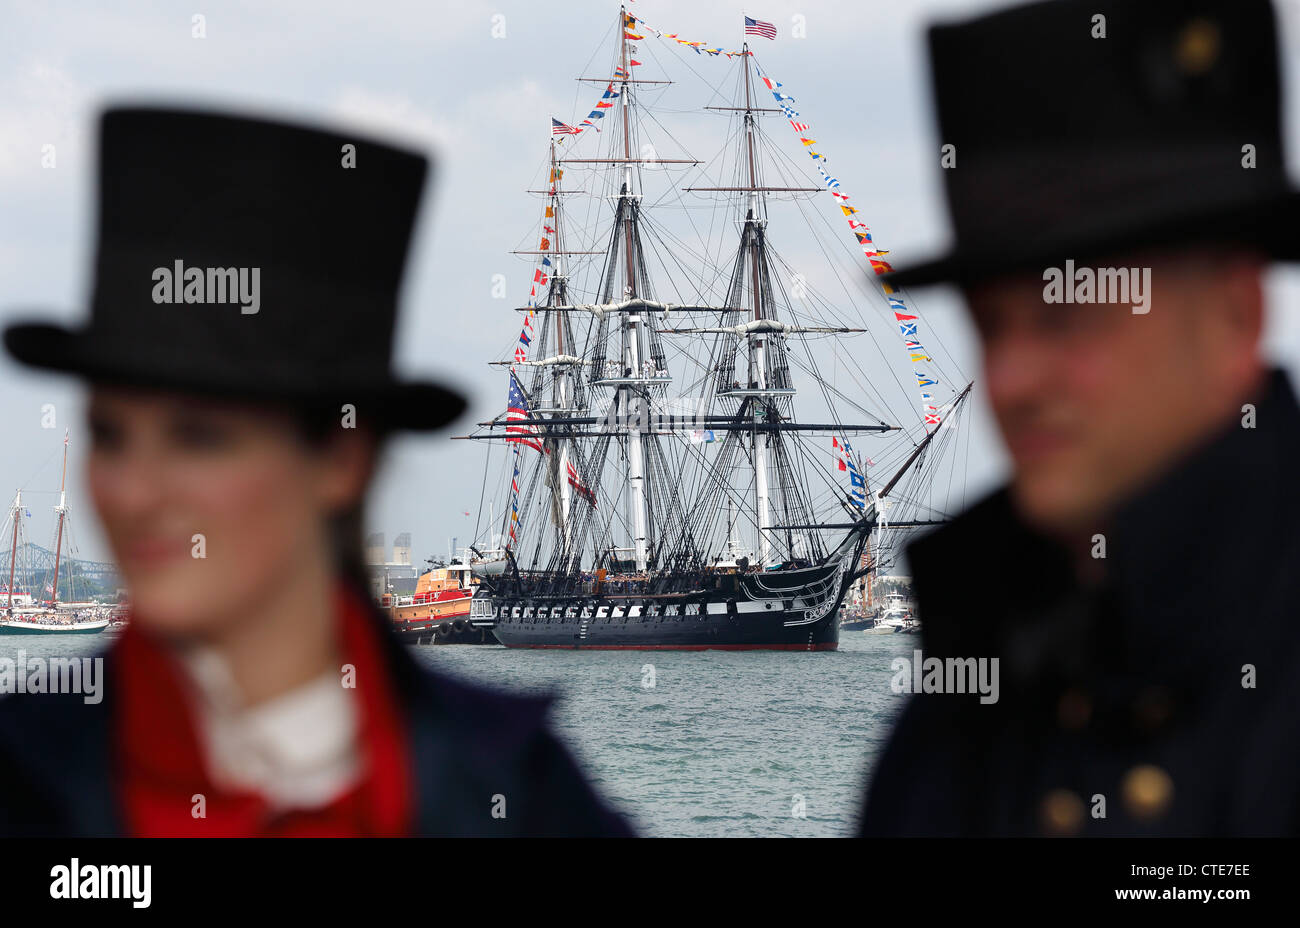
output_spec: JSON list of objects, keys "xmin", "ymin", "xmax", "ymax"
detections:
[
  {"xmin": 566, "ymin": 461, "xmax": 598, "ymax": 508},
  {"xmin": 744, "ymin": 16, "xmax": 777, "ymax": 40},
  {"xmin": 847, "ymin": 459, "xmax": 867, "ymax": 510}
]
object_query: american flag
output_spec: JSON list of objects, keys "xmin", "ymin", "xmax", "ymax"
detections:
[
  {"xmin": 551, "ymin": 117, "xmax": 581, "ymax": 136},
  {"xmin": 744, "ymin": 16, "xmax": 777, "ymax": 40},
  {"xmin": 506, "ymin": 373, "xmax": 546, "ymax": 453}
]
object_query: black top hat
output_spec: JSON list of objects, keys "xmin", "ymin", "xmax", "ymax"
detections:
[
  {"xmin": 4, "ymin": 105, "xmax": 466, "ymax": 431},
  {"xmin": 885, "ymin": 0, "xmax": 1300, "ymax": 288}
]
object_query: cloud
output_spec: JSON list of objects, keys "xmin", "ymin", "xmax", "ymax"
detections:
[
  {"xmin": 330, "ymin": 87, "xmax": 457, "ymax": 151},
  {"xmin": 0, "ymin": 59, "xmax": 89, "ymax": 189}
]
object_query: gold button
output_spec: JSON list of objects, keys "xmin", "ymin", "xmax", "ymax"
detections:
[
  {"xmin": 1057, "ymin": 688, "xmax": 1092, "ymax": 730},
  {"xmin": 1175, "ymin": 18, "xmax": 1220, "ymax": 76},
  {"xmin": 1122, "ymin": 764, "xmax": 1174, "ymax": 821},
  {"xmin": 1040, "ymin": 789, "xmax": 1085, "ymax": 836}
]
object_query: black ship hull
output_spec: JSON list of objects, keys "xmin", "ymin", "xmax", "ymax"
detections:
[{"xmin": 477, "ymin": 560, "xmax": 850, "ymax": 651}]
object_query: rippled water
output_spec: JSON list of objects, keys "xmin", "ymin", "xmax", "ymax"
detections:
[
  {"xmin": 2, "ymin": 629, "xmax": 917, "ymax": 837},
  {"xmin": 416, "ymin": 632, "xmax": 916, "ymax": 837}
]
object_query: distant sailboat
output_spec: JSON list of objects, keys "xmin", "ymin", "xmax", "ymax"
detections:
[{"xmin": 1, "ymin": 432, "xmax": 108, "ymax": 635}]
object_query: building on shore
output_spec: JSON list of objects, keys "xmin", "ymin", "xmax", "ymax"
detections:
[{"xmin": 365, "ymin": 532, "xmax": 420, "ymax": 598}]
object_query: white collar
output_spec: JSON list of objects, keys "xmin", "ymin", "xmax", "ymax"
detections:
[{"xmin": 175, "ymin": 646, "xmax": 362, "ymax": 811}]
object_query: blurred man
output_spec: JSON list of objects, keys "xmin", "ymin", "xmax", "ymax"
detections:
[{"xmin": 859, "ymin": 0, "xmax": 1300, "ymax": 835}]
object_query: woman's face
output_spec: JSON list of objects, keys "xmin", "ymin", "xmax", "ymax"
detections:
[{"xmin": 86, "ymin": 387, "xmax": 366, "ymax": 637}]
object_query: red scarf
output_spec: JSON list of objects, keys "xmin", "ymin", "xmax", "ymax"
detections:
[{"xmin": 114, "ymin": 584, "xmax": 412, "ymax": 837}]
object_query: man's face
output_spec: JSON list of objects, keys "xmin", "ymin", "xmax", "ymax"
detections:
[{"xmin": 964, "ymin": 249, "xmax": 1264, "ymax": 540}]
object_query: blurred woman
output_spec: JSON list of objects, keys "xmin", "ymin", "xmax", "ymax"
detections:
[{"xmin": 0, "ymin": 105, "xmax": 631, "ymax": 837}]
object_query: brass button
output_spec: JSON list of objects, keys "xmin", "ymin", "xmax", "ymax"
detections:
[
  {"xmin": 1122, "ymin": 764, "xmax": 1174, "ymax": 821},
  {"xmin": 1175, "ymin": 18, "xmax": 1220, "ymax": 76},
  {"xmin": 1057, "ymin": 688, "xmax": 1092, "ymax": 730},
  {"xmin": 1039, "ymin": 789, "xmax": 1085, "ymax": 836}
]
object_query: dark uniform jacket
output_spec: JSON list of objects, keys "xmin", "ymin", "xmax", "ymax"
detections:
[
  {"xmin": 860, "ymin": 368, "xmax": 1300, "ymax": 836},
  {"xmin": 0, "ymin": 606, "xmax": 634, "ymax": 837}
]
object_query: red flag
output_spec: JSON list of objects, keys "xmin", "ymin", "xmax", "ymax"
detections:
[{"xmin": 566, "ymin": 461, "xmax": 598, "ymax": 508}]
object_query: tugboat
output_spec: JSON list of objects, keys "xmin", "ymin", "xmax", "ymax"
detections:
[{"xmin": 381, "ymin": 559, "xmax": 494, "ymax": 645}]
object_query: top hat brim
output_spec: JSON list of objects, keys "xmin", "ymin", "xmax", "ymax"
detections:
[
  {"xmin": 882, "ymin": 189, "xmax": 1300, "ymax": 290},
  {"xmin": 4, "ymin": 320, "xmax": 467, "ymax": 433}
]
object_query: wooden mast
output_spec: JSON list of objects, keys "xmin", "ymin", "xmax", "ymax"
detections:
[
  {"xmin": 6, "ymin": 491, "xmax": 18, "ymax": 611},
  {"xmin": 619, "ymin": 5, "xmax": 649, "ymax": 571},
  {"xmin": 739, "ymin": 41, "xmax": 774, "ymax": 566},
  {"xmin": 549, "ymin": 139, "xmax": 574, "ymax": 551},
  {"xmin": 49, "ymin": 429, "xmax": 69, "ymax": 606}
]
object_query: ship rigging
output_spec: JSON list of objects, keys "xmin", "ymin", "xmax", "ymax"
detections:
[{"xmin": 460, "ymin": 7, "xmax": 973, "ymax": 649}]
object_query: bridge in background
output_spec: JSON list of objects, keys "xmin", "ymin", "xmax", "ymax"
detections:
[{"xmin": 0, "ymin": 542, "xmax": 120, "ymax": 591}]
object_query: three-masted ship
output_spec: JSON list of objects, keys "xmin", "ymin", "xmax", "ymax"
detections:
[{"xmin": 464, "ymin": 8, "xmax": 971, "ymax": 650}]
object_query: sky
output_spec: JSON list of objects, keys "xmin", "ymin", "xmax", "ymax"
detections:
[{"xmin": 3, "ymin": 0, "xmax": 1300, "ymax": 568}]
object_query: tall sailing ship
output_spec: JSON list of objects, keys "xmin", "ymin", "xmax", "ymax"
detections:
[
  {"xmin": 2, "ymin": 431, "xmax": 109, "ymax": 634},
  {"xmin": 464, "ymin": 8, "xmax": 972, "ymax": 650}
]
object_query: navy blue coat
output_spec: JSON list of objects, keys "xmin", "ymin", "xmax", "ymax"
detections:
[
  {"xmin": 860, "ymin": 369, "xmax": 1300, "ymax": 836},
  {"xmin": 0, "ymin": 607, "xmax": 634, "ymax": 837}
]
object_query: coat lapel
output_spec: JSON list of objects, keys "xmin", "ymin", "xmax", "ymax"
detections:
[{"xmin": 0, "ymin": 656, "xmax": 122, "ymax": 836}]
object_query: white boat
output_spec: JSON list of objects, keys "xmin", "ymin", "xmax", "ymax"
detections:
[
  {"xmin": 468, "ymin": 547, "xmax": 510, "ymax": 577},
  {"xmin": 0, "ymin": 613, "xmax": 110, "ymax": 635},
  {"xmin": 864, "ymin": 591, "xmax": 916, "ymax": 634}
]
